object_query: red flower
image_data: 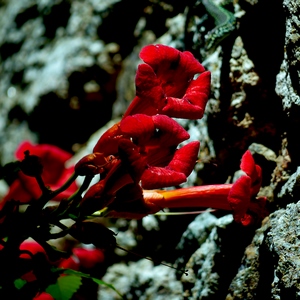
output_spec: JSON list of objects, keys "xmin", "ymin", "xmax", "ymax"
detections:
[
  {"xmin": 124, "ymin": 44, "xmax": 211, "ymax": 119},
  {"xmin": 79, "ymin": 115, "xmax": 200, "ymax": 194},
  {"xmin": 106, "ymin": 151, "xmax": 268, "ymax": 225},
  {"xmin": 19, "ymin": 240, "xmax": 47, "ymax": 259},
  {"xmin": 59, "ymin": 247, "xmax": 105, "ymax": 270},
  {"xmin": 227, "ymin": 150, "xmax": 265, "ymax": 225},
  {"xmin": 2, "ymin": 141, "xmax": 78, "ymax": 205},
  {"xmin": 18, "ymin": 240, "xmax": 49, "ymax": 283},
  {"xmin": 33, "ymin": 292, "xmax": 54, "ymax": 300}
]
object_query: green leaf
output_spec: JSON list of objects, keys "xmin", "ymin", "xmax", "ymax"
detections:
[
  {"xmin": 14, "ymin": 278, "xmax": 27, "ymax": 290},
  {"xmin": 46, "ymin": 275, "xmax": 82, "ymax": 300},
  {"xmin": 54, "ymin": 268, "xmax": 124, "ymax": 299}
]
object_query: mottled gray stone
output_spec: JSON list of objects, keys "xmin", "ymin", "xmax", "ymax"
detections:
[
  {"xmin": 99, "ymin": 213, "xmax": 235, "ymax": 300},
  {"xmin": 227, "ymin": 202, "xmax": 300, "ymax": 299},
  {"xmin": 0, "ymin": 0, "xmax": 121, "ymax": 164},
  {"xmin": 99, "ymin": 259, "xmax": 184, "ymax": 300},
  {"xmin": 275, "ymin": 0, "xmax": 300, "ymax": 110},
  {"xmin": 226, "ymin": 218, "xmax": 270, "ymax": 300}
]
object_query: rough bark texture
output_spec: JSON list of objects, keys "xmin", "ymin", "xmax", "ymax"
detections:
[{"xmin": 1, "ymin": 0, "xmax": 300, "ymax": 299}]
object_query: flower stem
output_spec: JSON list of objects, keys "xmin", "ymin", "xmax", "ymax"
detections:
[{"xmin": 51, "ymin": 172, "xmax": 79, "ymax": 199}]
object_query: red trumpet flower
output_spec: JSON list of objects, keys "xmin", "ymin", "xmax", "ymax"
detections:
[{"xmin": 106, "ymin": 150, "xmax": 268, "ymax": 226}]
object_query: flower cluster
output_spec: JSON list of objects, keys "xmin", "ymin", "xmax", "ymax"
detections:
[
  {"xmin": 75, "ymin": 44, "xmax": 267, "ymax": 225},
  {"xmin": 76, "ymin": 44, "xmax": 211, "ymax": 217},
  {"xmin": 0, "ymin": 44, "xmax": 268, "ymax": 299}
]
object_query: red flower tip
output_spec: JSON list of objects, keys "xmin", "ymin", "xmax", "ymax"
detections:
[
  {"xmin": 228, "ymin": 150, "xmax": 267, "ymax": 225},
  {"xmin": 59, "ymin": 248, "xmax": 105, "ymax": 270},
  {"xmin": 19, "ymin": 240, "xmax": 47, "ymax": 259},
  {"xmin": 58, "ymin": 255, "xmax": 80, "ymax": 270},
  {"xmin": 120, "ymin": 114, "xmax": 155, "ymax": 145},
  {"xmin": 33, "ymin": 292, "xmax": 54, "ymax": 300},
  {"xmin": 72, "ymin": 248, "xmax": 105, "ymax": 269},
  {"xmin": 227, "ymin": 175, "xmax": 252, "ymax": 225}
]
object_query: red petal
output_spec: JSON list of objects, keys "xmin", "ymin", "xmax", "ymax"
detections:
[
  {"xmin": 16, "ymin": 141, "xmax": 71, "ymax": 163},
  {"xmin": 93, "ymin": 122, "xmax": 123, "ymax": 155},
  {"xmin": 75, "ymin": 153, "xmax": 109, "ymax": 175},
  {"xmin": 121, "ymin": 114, "xmax": 189, "ymax": 147},
  {"xmin": 73, "ymin": 248, "xmax": 105, "ymax": 269},
  {"xmin": 240, "ymin": 150, "xmax": 257, "ymax": 179},
  {"xmin": 124, "ymin": 64, "xmax": 164, "ymax": 117},
  {"xmin": 140, "ymin": 44, "xmax": 205, "ymax": 98},
  {"xmin": 141, "ymin": 141, "xmax": 199, "ymax": 189},
  {"xmin": 161, "ymin": 71, "xmax": 211, "ymax": 119},
  {"xmin": 227, "ymin": 175, "xmax": 252, "ymax": 223},
  {"xmin": 240, "ymin": 150, "xmax": 262, "ymax": 196},
  {"xmin": 19, "ymin": 240, "xmax": 47, "ymax": 258},
  {"xmin": 251, "ymin": 165, "xmax": 262, "ymax": 195},
  {"xmin": 118, "ymin": 139, "xmax": 147, "ymax": 181},
  {"xmin": 168, "ymin": 141, "xmax": 200, "ymax": 176},
  {"xmin": 141, "ymin": 167, "xmax": 187, "ymax": 189},
  {"xmin": 2, "ymin": 178, "xmax": 34, "ymax": 203},
  {"xmin": 59, "ymin": 256, "xmax": 80, "ymax": 270},
  {"xmin": 33, "ymin": 293, "xmax": 54, "ymax": 300},
  {"xmin": 151, "ymin": 115, "xmax": 190, "ymax": 146},
  {"xmin": 120, "ymin": 114, "xmax": 155, "ymax": 145},
  {"xmin": 33, "ymin": 293, "xmax": 55, "ymax": 300}
]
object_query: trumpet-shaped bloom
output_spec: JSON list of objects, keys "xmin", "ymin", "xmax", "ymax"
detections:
[
  {"xmin": 79, "ymin": 114, "xmax": 200, "ymax": 191},
  {"xmin": 106, "ymin": 151, "xmax": 267, "ymax": 225}
]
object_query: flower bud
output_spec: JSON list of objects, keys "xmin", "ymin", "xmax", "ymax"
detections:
[
  {"xmin": 69, "ymin": 220, "xmax": 116, "ymax": 250},
  {"xmin": 75, "ymin": 153, "xmax": 114, "ymax": 176},
  {"xmin": 20, "ymin": 150, "xmax": 43, "ymax": 177}
]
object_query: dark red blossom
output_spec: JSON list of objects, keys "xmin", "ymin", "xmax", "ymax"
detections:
[
  {"xmin": 2, "ymin": 141, "xmax": 78, "ymax": 204},
  {"xmin": 86, "ymin": 113, "xmax": 199, "ymax": 190},
  {"xmin": 124, "ymin": 44, "xmax": 211, "ymax": 119},
  {"xmin": 19, "ymin": 240, "xmax": 47, "ymax": 259},
  {"xmin": 33, "ymin": 293, "xmax": 54, "ymax": 300}
]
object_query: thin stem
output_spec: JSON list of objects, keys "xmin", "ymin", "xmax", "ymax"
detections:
[
  {"xmin": 68, "ymin": 175, "xmax": 94, "ymax": 203},
  {"xmin": 116, "ymin": 244, "xmax": 188, "ymax": 276},
  {"xmin": 154, "ymin": 209, "xmax": 216, "ymax": 216},
  {"xmin": 50, "ymin": 172, "xmax": 79, "ymax": 199},
  {"xmin": 35, "ymin": 174, "xmax": 49, "ymax": 194}
]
